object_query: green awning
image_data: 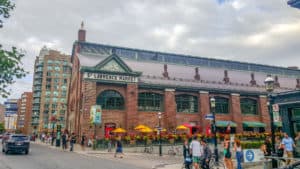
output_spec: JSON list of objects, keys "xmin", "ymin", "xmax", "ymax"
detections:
[
  {"xmin": 216, "ymin": 121, "xmax": 237, "ymax": 127},
  {"xmin": 274, "ymin": 122, "xmax": 282, "ymax": 127},
  {"xmin": 242, "ymin": 121, "xmax": 266, "ymax": 128}
]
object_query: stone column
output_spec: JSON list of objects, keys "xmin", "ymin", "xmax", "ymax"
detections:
[
  {"xmin": 199, "ymin": 91, "xmax": 210, "ymax": 133},
  {"xmin": 164, "ymin": 88, "xmax": 176, "ymax": 131},
  {"xmin": 125, "ymin": 83, "xmax": 138, "ymax": 131},
  {"xmin": 231, "ymin": 93, "xmax": 242, "ymax": 133},
  {"xmin": 259, "ymin": 95, "xmax": 271, "ymax": 132}
]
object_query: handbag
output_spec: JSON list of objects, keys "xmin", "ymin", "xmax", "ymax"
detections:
[{"xmin": 185, "ymin": 157, "xmax": 192, "ymax": 163}]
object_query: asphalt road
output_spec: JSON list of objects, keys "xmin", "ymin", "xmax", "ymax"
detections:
[{"xmin": 0, "ymin": 143, "xmax": 145, "ymax": 169}]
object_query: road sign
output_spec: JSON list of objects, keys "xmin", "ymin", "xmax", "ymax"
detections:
[
  {"xmin": 244, "ymin": 149, "xmax": 264, "ymax": 163},
  {"xmin": 205, "ymin": 114, "xmax": 214, "ymax": 120},
  {"xmin": 272, "ymin": 104, "xmax": 279, "ymax": 112}
]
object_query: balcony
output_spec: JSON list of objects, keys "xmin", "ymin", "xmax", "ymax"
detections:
[
  {"xmin": 34, "ymin": 87, "xmax": 41, "ymax": 91},
  {"xmin": 33, "ymin": 100, "xmax": 40, "ymax": 104},
  {"xmin": 33, "ymin": 94, "xmax": 41, "ymax": 97},
  {"xmin": 31, "ymin": 121, "xmax": 39, "ymax": 125},
  {"xmin": 36, "ymin": 68, "xmax": 43, "ymax": 72}
]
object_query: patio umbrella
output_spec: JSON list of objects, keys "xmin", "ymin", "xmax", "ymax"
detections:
[
  {"xmin": 134, "ymin": 124, "xmax": 149, "ymax": 130},
  {"xmin": 176, "ymin": 125, "xmax": 188, "ymax": 130},
  {"xmin": 112, "ymin": 127, "xmax": 127, "ymax": 133},
  {"xmin": 139, "ymin": 127, "xmax": 153, "ymax": 133},
  {"xmin": 154, "ymin": 128, "xmax": 167, "ymax": 132}
]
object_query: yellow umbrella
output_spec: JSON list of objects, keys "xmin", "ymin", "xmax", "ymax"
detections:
[
  {"xmin": 134, "ymin": 124, "xmax": 149, "ymax": 130},
  {"xmin": 176, "ymin": 125, "xmax": 188, "ymax": 130},
  {"xmin": 139, "ymin": 127, "xmax": 153, "ymax": 133},
  {"xmin": 112, "ymin": 127, "xmax": 127, "ymax": 133}
]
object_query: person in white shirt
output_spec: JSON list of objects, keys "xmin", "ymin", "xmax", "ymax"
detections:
[{"xmin": 190, "ymin": 136, "xmax": 203, "ymax": 169}]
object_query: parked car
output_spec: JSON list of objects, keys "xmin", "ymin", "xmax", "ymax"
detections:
[{"xmin": 2, "ymin": 134, "xmax": 30, "ymax": 155}]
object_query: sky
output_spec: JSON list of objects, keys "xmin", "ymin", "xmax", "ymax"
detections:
[{"xmin": 0, "ymin": 0, "xmax": 300, "ymax": 103}]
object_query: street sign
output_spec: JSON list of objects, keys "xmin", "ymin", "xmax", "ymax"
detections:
[
  {"xmin": 205, "ymin": 113, "xmax": 214, "ymax": 120},
  {"xmin": 273, "ymin": 111, "xmax": 280, "ymax": 122},
  {"xmin": 272, "ymin": 104, "xmax": 279, "ymax": 112},
  {"xmin": 243, "ymin": 149, "xmax": 264, "ymax": 163}
]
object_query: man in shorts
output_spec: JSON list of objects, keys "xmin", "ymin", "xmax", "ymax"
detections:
[{"xmin": 190, "ymin": 136, "xmax": 203, "ymax": 169}]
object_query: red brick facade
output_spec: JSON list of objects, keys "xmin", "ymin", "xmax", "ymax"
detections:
[{"xmin": 17, "ymin": 92, "xmax": 33, "ymax": 135}]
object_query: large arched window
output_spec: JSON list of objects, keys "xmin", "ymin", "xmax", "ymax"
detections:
[
  {"xmin": 96, "ymin": 90, "xmax": 124, "ymax": 110},
  {"xmin": 215, "ymin": 97, "xmax": 229, "ymax": 114},
  {"xmin": 176, "ymin": 94, "xmax": 198, "ymax": 113},
  {"xmin": 138, "ymin": 92, "xmax": 163, "ymax": 111},
  {"xmin": 240, "ymin": 98, "xmax": 258, "ymax": 115}
]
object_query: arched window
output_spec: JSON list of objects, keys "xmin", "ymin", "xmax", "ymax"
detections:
[
  {"xmin": 96, "ymin": 90, "xmax": 124, "ymax": 110},
  {"xmin": 215, "ymin": 97, "xmax": 229, "ymax": 114},
  {"xmin": 138, "ymin": 92, "xmax": 163, "ymax": 111},
  {"xmin": 175, "ymin": 94, "xmax": 198, "ymax": 113},
  {"xmin": 240, "ymin": 98, "xmax": 258, "ymax": 115}
]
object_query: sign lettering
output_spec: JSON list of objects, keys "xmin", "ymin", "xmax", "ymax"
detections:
[{"xmin": 84, "ymin": 72, "xmax": 138, "ymax": 83}]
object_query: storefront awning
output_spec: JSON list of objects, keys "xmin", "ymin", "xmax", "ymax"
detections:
[
  {"xmin": 242, "ymin": 121, "xmax": 266, "ymax": 128},
  {"xmin": 274, "ymin": 122, "xmax": 282, "ymax": 127},
  {"xmin": 216, "ymin": 121, "xmax": 237, "ymax": 127}
]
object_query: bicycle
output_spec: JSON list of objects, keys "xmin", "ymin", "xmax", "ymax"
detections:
[
  {"xmin": 144, "ymin": 145, "xmax": 153, "ymax": 154},
  {"xmin": 208, "ymin": 154, "xmax": 225, "ymax": 169},
  {"xmin": 167, "ymin": 145, "xmax": 182, "ymax": 155}
]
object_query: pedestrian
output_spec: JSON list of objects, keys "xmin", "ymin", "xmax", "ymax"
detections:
[
  {"xmin": 81, "ymin": 133, "xmax": 86, "ymax": 151},
  {"xmin": 114, "ymin": 137, "xmax": 123, "ymax": 158},
  {"xmin": 190, "ymin": 136, "xmax": 202, "ymax": 169},
  {"xmin": 183, "ymin": 139, "xmax": 192, "ymax": 169},
  {"xmin": 51, "ymin": 132, "xmax": 56, "ymax": 146},
  {"xmin": 282, "ymin": 132, "xmax": 295, "ymax": 165},
  {"xmin": 234, "ymin": 139, "xmax": 243, "ymax": 169},
  {"xmin": 200, "ymin": 139, "xmax": 212, "ymax": 169},
  {"xmin": 223, "ymin": 135, "xmax": 233, "ymax": 169},
  {"xmin": 275, "ymin": 136, "xmax": 285, "ymax": 166},
  {"xmin": 108, "ymin": 139, "xmax": 112, "ymax": 152},
  {"xmin": 70, "ymin": 133, "xmax": 76, "ymax": 152},
  {"xmin": 294, "ymin": 132, "xmax": 300, "ymax": 157},
  {"xmin": 261, "ymin": 137, "xmax": 272, "ymax": 157},
  {"xmin": 62, "ymin": 132, "xmax": 67, "ymax": 151}
]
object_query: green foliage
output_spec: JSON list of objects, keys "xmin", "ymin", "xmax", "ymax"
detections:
[
  {"xmin": 0, "ymin": 0, "xmax": 15, "ymax": 28},
  {"xmin": 241, "ymin": 141, "xmax": 264, "ymax": 149},
  {"xmin": 0, "ymin": 123, "xmax": 5, "ymax": 133},
  {"xmin": 0, "ymin": 46, "xmax": 28, "ymax": 98}
]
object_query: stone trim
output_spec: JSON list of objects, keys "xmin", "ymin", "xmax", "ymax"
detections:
[
  {"xmin": 231, "ymin": 93, "xmax": 240, "ymax": 96},
  {"xmin": 165, "ymin": 88, "xmax": 175, "ymax": 92},
  {"xmin": 199, "ymin": 91, "xmax": 209, "ymax": 94},
  {"xmin": 259, "ymin": 95, "xmax": 267, "ymax": 98}
]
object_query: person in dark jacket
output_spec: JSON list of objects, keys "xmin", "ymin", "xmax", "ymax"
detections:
[
  {"xmin": 201, "ymin": 139, "xmax": 212, "ymax": 169},
  {"xmin": 183, "ymin": 139, "xmax": 192, "ymax": 169},
  {"xmin": 70, "ymin": 133, "xmax": 76, "ymax": 152}
]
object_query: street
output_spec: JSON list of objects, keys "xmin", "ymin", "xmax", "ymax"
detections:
[{"xmin": 0, "ymin": 143, "xmax": 146, "ymax": 169}]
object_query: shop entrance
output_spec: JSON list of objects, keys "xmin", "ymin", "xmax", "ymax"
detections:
[
  {"xmin": 289, "ymin": 108, "xmax": 300, "ymax": 157},
  {"xmin": 104, "ymin": 123, "xmax": 116, "ymax": 138}
]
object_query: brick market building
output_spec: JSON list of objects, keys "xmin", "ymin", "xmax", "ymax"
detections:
[
  {"xmin": 68, "ymin": 24, "xmax": 300, "ymax": 139},
  {"xmin": 17, "ymin": 92, "xmax": 33, "ymax": 135}
]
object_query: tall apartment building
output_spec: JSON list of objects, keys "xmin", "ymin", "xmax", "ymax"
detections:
[
  {"xmin": 4, "ymin": 99, "xmax": 18, "ymax": 131},
  {"xmin": 17, "ymin": 92, "xmax": 33, "ymax": 134},
  {"xmin": 31, "ymin": 47, "xmax": 71, "ymax": 134}
]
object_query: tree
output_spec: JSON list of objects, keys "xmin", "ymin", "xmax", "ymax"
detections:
[
  {"xmin": 0, "ymin": 122, "xmax": 5, "ymax": 133},
  {"xmin": 0, "ymin": 0, "xmax": 27, "ymax": 98}
]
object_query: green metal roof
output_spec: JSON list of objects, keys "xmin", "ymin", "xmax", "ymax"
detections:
[{"xmin": 216, "ymin": 120, "xmax": 237, "ymax": 127}]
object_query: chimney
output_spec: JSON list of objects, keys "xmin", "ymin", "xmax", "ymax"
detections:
[
  {"xmin": 78, "ymin": 21, "xmax": 86, "ymax": 42},
  {"xmin": 162, "ymin": 64, "xmax": 169, "ymax": 79},
  {"xmin": 194, "ymin": 67, "xmax": 200, "ymax": 81},
  {"xmin": 250, "ymin": 73, "xmax": 256, "ymax": 86},
  {"xmin": 223, "ymin": 70, "xmax": 230, "ymax": 84},
  {"xmin": 274, "ymin": 75, "xmax": 280, "ymax": 88}
]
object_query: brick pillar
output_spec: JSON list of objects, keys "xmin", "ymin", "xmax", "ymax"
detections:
[
  {"xmin": 81, "ymin": 81, "xmax": 97, "ymax": 138},
  {"xmin": 164, "ymin": 89, "xmax": 176, "ymax": 131},
  {"xmin": 259, "ymin": 95, "xmax": 271, "ymax": 132},
  {"xmin": 199, "ymin": 91, "xmax": 210, "ymax": 133},
  {"xmin": 231, "ymin": 93, "xmax": 242, "ymax": 133},
  {"xmin": 125, "ymin": 83, "xmax": 138, "ymax": 131}
]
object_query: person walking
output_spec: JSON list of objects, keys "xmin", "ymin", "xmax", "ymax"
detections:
[
  {"xmin": 224, "ymin": 135, "xmax": 233, "ymax": 169},
  {"xmin": 70, "ymin": 133, "xmax": 76, "ymax": 152},
  {"xmin": 294, "ymin": 132, "xmax": 300, "ymax": 157},
  {"xmin": 81, "ymin": 133, "xmax": 86, "ymax": 151},
  {"xmin": 234, "ymin": 139, "xmax": 243, "ymax": 169},
  {"xmin": 200, "ymin": 139, "xmax": 212, "ymax": 169},
  {"xmin": 190, "ymin": 136, "xmax": 202, "ymax": 169},
  {"xmin": 275, "ymin": 136, "xmax": 285, "ymax": 166},
  {"xmin": 114, "ymin": 137, "xmax": 123, "ymax": 158},
  {"xmin": 62, "ymin": 132, "xmax": 67, "ymax": 151},
  {"xmin": 282, "ymin": 132, "xmax": 295, "ymax": 165},
  {"xmin": 183, "ymin": 139, "xmax": 192, "ymax": 169}
]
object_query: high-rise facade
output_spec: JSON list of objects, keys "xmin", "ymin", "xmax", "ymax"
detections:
[
  {"xmin": 4, "ymin": 99, "xmax": 18, "ymax": 131},
  {"xmin": 0, "ymin": 104, "xmax": 5, "ymax": 124},
  {"xmin": 17, "ymin": 92, "xmax": 32, "ymax": 134},
  {"xmin": 31, "ymin": 47, "xmax": 71, "ymax": 134}
]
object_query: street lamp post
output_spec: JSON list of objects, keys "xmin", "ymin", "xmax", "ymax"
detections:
[
  {"xmin": 264, "ymin": 75, "xmax": 277, "ymax": 168},
  {"xmin": 158, "ymin": 112, "xmax": 162, "ymax": 156},
  {"xmin": 210, "ymin": 97, "xmax": 219, "ymax": 163}
]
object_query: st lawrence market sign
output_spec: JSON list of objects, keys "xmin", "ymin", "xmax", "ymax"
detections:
[{"xmin": 83, "ymin": 72, "xmax": 138, "ymax": 83}]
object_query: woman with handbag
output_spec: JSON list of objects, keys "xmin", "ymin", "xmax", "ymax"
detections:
[
  {"xmin": 234, "ymin": 139, "xmax": 243, "ymax": 169},
  {"xmin": 224, "ymin": 135, "xmax": 233, "ymax": 169},
  {"xmin": 183, "ymin": 139, "xmax": 192, "ymax": 169}
]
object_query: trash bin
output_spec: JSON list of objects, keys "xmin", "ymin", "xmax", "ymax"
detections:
[{"xmin": 264, "ymin": 159, "xmax": 272, "ymax": 169}]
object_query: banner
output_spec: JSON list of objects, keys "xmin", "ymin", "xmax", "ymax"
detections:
[{"xmin": 90, "ymin": 105, "xmax": 102, "ymax": 125}]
